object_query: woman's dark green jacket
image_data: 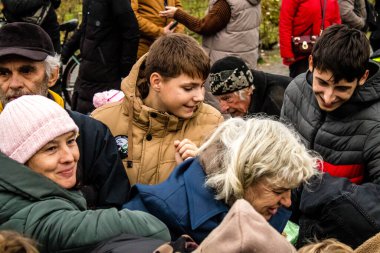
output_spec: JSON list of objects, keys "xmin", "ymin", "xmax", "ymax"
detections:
[{"xmin": 0, "ymin": 153, "xmax": 170, "ymax": 253}]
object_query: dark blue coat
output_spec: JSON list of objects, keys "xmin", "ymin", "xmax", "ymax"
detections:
[
  {"xmin": 124, "ymin": 158, "xmax": 290, "ymax": 243},
  {"xmin": 124, "ymin": 158, "xmax": 227, "ymax": 243},
  {"xmin": 68, "ymin": 110, "xmax": 130, "ymax": 209}
]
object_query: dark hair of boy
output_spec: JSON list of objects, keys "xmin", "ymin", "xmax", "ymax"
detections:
[{"xmin": 312, "ymin": 24, "xmax": 370, "ymax": 83}]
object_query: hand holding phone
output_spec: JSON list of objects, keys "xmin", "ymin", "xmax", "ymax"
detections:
[{"xmin": 169, "ymin": 21, "xmax": 179, "ymax": 30}]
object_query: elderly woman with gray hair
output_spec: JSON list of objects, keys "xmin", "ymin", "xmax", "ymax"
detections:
[{"xmin": 124, "ymin": 117, "xmax": 320, "ymax": 243}]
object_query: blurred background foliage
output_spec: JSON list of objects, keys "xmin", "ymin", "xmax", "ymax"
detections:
[
  {"xmin": 57, "ymin": 0, "xmax": 82, "ymax": 23},
  {"xmin": 260, "ymin": 0, "xmax": 280, "ymax": 49},
  {"xmin": 57, "ymin": 0, "xmax": 280, "ymax": 50}
]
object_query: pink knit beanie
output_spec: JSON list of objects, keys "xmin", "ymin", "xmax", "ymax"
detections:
[{"xmin": 0, "ymin": 95, "xmax": 79, "ymax": 164}]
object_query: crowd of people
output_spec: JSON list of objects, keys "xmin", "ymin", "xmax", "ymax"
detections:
[{"xmin": 0, "ymin": 0, "xmax": 380, "ymax": 252}]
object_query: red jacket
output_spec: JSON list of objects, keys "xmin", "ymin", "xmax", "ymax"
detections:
[{"xmin": 279, "ymin": 0, "xmax": 341, "ymax": 65}]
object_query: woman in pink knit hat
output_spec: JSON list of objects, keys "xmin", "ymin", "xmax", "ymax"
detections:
[
  {"xmin": 0, "ymin": 95, "xmax": 170, "ymax": 253},
  {"xmin": 0, "ymin": 95, "xmax": 80, "ymax": 189}
]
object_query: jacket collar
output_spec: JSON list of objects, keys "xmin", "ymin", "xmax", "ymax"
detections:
[
  {"xmin": 349, "ymin": 61, "xmax": 380, "ymax": 103},
  {"xmin": 120, "ymin": 54, "xmax": 203, "ymax": 132},
  {"xmin": 248, "ymin": 70, "xmax": 266, "ymax": 114},
  {"xmin": 47, "ymin": 89, "xmax": 65, "ymax": 108},
  {"xmin": 184, "ymin": 158, "xmax": 229, "ymax": 230}
]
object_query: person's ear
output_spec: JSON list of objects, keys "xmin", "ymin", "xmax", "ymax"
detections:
[
  {"xmin": 247, "ymin": 86, "xmax": 254, "ymax": 95},
  {"xmin": 149, "ymin": 72, "xmax": 162, "ymax": 92},
  {"xmin": 358, "ymin": 69, "xmax": 369, "ymax": 86},
  {"xmin": 308, "ymin": 55, "xmax": 313, "ymax": 72},
  {"xmin": 47, "ymin": 67, "xmax": 60, "ymax": 88}
]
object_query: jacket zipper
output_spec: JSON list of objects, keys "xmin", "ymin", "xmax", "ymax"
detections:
[{"xmin": 310, "ymin": 111, "xmax": 326, "ymax": 149}]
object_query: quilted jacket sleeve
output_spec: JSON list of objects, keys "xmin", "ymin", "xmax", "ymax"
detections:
[
  {"xmin": 131, "ymin": 0, "xmax": 184, "ymax": 39},
  {"xmin": 280, "ymin": 79, "xmax": 297, "ymax": 122},
  {"xmin": 363, "ymin": 124, "xmax": 380, "ymax": 184},
  {"xmin": 131, "ymin": 0, "xmax": 164, "ymax": 39},
  {"xmin": 16, "ymin": 200, "xmax": 170, "ymax": 253}
]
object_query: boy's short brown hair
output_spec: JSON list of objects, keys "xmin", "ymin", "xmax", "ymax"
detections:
[{"xmin": 145, "ymin": 33, "xmax": 210, "ymax": 82}]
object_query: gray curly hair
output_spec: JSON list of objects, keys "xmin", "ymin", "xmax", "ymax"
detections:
[
  {"xmin": 44, "ymin": 54, "xmax": 61, "ymax": 79},
  {"xmin": 198, "ymin": 117, "xmax": 321, "ymax": 205}
]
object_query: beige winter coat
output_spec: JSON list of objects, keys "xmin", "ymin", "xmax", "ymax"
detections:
[
  {"xmin": 92, "ymin": 55, "xmax": 223, "ymax": 185},
  {"xmin": 355, "ymin": 232, "xmax": 380, "ymax": 253}
]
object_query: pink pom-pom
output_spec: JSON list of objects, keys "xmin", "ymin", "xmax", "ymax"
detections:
[{"xmin": 93, "ymin": 90, "xmax": 124, "ymax": 108}]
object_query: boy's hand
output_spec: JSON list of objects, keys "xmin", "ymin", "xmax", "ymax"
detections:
[{"xmin": 174, "ymin": 139, "xmax": 198, "ymax": 165}]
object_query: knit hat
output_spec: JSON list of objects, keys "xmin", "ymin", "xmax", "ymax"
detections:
[
  {"xmin": 0, "ymin": 95, "xmax": 79, "ymax": 164},
  {"xmin": 0, "ymin": 22, "xmax": 55, "ymax": 60},
  {"xmin": 209, "ymin": 56, "xmax": 254, "ymax": 96}
]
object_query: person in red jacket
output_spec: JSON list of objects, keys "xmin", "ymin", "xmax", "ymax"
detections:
[{"xmin": 279, "ymin": 0, "xmax": 341, "ymax": 78}]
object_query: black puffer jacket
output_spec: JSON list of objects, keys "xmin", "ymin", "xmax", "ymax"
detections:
[
  {"xmin": 1, "ymin": 0, "xmax": 61, "ymax": 53},
  {"xmin": 67, "ymin": 110, "xmax": 131, "ymax": 209},
  {"xmin": 63, "ymin": 0, "xmax": 139, "ymax": 113},
  {"xmin": 281, "ymin": 61, "xmax": 380, "ymax": 184},
  {"xmin": 295, "ymin": 173, "xmax": 380, "ymax": 249}
]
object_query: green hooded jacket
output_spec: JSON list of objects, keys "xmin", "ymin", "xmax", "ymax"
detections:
[{"xmin": 0, "ymin": 153, "xmax": 170, "ymax": 253}]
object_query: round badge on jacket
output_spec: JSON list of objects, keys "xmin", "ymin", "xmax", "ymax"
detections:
[{"xmin": 115, "ymin": 135, "xmax": 128, "ymax": 159}]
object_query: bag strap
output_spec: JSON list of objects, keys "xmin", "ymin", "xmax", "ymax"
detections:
[
  {"xmin": 21, "ymin": 2, "xmax": 51, "ymax": 25},
  {"xmin": 297, "ymin": 0, "xmax": 327, "ymax": 36},
  {"xmin": 320, "ymin": 0, "xmax": 327, "ymax": 33}
]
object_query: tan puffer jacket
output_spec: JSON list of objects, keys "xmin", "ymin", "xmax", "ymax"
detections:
[{"xmin": 92, "ymin": 55, "xmax": 223, "ymax": 185}]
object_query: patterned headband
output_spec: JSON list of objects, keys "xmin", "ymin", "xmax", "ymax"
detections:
[{"xmin": 209, "ymin": 65, "xmax": 254, "ymax": 95}]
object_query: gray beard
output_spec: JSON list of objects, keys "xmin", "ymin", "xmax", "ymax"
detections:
[{"xmin": 0, "ymin": 75, "xmax": 50, "ymax": 107}]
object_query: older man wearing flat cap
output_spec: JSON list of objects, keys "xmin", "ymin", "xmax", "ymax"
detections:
[
  {"xmin": 210, "ymin": 56, "xmax": 292, "ymax": 117},
  {"xmin": 0, "ymin": 22, "xmax": 130, "ymax": 210}
]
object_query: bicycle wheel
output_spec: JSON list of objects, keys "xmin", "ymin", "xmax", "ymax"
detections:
[{"xmin": 62, "ymin": 55, "xmax": 80, "ymax": 107}]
